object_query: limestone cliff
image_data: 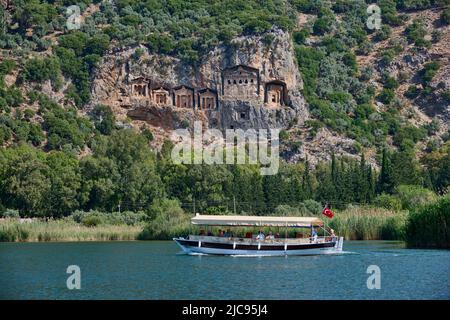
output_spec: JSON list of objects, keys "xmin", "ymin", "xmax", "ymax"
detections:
[{"xmin": 90, "ymin": 28, "xmax": 308, "ymax": 136}]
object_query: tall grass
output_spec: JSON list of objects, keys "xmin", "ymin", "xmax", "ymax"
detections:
[
  {"xmin": 329, "ymin": 207, "xmax": 407, "ymax": 240},
  {"xmin": 0, "ymin": 219, "xmax": 143, "ymax": 242},
  {"xmin": 138, "ymin": 207, "xmax": 408, "ymax": 241},
  {"xmin": 138, "ymin": 223, "xmax": 191, "ymax": 240},
  {"xmin": 406, "ymin": 196, "xmax": 450, "ymax": 248},
  {"xmin": 0, "ymin": 207, "xmax": 411, "ymax": 242}
]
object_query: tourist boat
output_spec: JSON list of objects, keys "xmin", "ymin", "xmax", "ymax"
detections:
[{"xmin": 173, "ymin": 214, "xmax": 344, "ymax": 256}]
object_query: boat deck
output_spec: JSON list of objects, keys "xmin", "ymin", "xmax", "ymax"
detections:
[{"xmin": 187, "ymin": 235, "xmax": 336, "ymax": 245}]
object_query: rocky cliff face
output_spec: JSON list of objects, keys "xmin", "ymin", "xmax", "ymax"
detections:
[
  {"xmin": 89, "ymin": 28, "xmax": 376, "ymax": 165},
  {"xmin": 383, "ymin": 48, "xmax": 450, "ymax": 121},
  {"xmin": 90, "ymin": 28, "xmax": 308, "ymax": 135}
]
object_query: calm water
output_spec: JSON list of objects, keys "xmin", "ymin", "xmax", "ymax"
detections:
[{"xmin": 0, "ymin": 241, "xmax": 449, "ymax": 300}]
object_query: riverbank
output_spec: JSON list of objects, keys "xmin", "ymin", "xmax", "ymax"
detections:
[
  {"xmin": 0, "ymin": 219, "xmax": 143, "ymax": 242},
  {"xmin": 138, "ymin": 206, "xmax": 409, "ymax": 241},
  {"xmin": 1, "ymin": 208, "xmax": 406, "ymax": 242},
  {"xmin": 1, "ymin": 203, "xmax": 446, "ymax": 246}
]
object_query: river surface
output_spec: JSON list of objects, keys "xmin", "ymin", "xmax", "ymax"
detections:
[{"xmin": 0, "ymin": 241, "xmax": 449, "ymax": 299}]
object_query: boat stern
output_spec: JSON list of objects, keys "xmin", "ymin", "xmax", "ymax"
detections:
[{"xmin": 335, "ymin": 236, "xmax": 344, "ymax": 251}]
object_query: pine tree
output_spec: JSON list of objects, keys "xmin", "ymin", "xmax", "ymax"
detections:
[
  {"xmin": 367, "ymin": 167, "xmax": 375, "ymax": 202},
  {"xmin": 291, "ymin": 171, "xmax": 304, "ymax": 204},
  {"xmin": 302, "ymin": 159, "xmax": 313, "ymax": 200},
  {"xmin": 358, "ymin": 154, "xmax": 369, "ymax": 203},
  {"xmin": 331, "ymin": 153, "xmax": 338, "ymax": 185},
  {"xmin": 263, "ymin": 173, "xmax": 284, "ymax": 213},
  {"xmin": 329, "ymin": 154, "xmax": 340, "ymax": 206},
  {"xmin": 314, "ymin": 163, "xmax": 333, "ymax": 205},
  {"xmin": 345, "ymin": 160, "xmax": 355, "ymax": 204},
  {"xmin": 391, "ymin": 149, "xmax": 421, "ymax": 186},
  {"xmin": 376, "ymin": 148, "xmax": 395, "ymax": 194}
]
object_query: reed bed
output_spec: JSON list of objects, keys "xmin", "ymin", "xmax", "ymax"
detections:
[
  {"xmin": 139, "ymin": 207, "xmax": 408, "ymax": 241},
  {"xmin": 0, "ymin": 207, "xmax": 411, "ymax": 242},
  {"xmin": 138, "ymin": 224, "xmax": 191, "ymax": 240},
  {"xmin": 0, "ymin": 219, "xmax": 143, "ymax": 242},
  {"xmin": 329, "ymin": 207, "xmax": 407, "ymax": 240}
]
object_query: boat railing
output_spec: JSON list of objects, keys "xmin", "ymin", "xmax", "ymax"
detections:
[{"xmin": 188, "ymin": 235, "xmax": 337, "ymax": 244}]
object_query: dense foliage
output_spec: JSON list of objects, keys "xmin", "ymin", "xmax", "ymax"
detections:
[
  {"xmin": 1, "ymin": 127, "xmax": 448, "ymax": 219},
  {"xmin": 406, "ymin": 196, "xmax": 450, "ymax": 248}
]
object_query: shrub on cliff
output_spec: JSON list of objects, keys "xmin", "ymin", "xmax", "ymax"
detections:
[
  {"xmin": 313, "ymin": 8, "xmax": 335, "ymax": 35},
  {"xmin": 405, "ymin": 19, "xmax": 431, "ymax": 48},
  {"xmin": 377, "ymin": 88, "xmax": 395, "ymax": 104},
  {"xmin": 20, "ymin": 57, "xmax": 62, "ymax": 90},
  {"xmin": 440, "ymin": 8, "xmax": 450, "ymax": 25},
  {"xmin": 420, "ymin": 62, "xmax": 440, "ymax": 87},
  {"xmin": 92, "ymin": 104, "xmax": 115, "ymax": 135}
]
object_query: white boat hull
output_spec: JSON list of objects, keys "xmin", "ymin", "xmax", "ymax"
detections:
[{"xmin": 174, "ymin": 237, "xmax": 344, "ymax": 256}]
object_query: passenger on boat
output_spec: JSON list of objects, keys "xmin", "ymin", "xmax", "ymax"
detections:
[
  {"xmin": 311, "ymin": 228, "xmax": 318, "ymax": 242},
  {"xmin": 256, "ymin": 230, "xmax": 265, "ymax": 240},
  {"xmin": 219, "ymin": 230, "xmax": 225, "ymax": 237},
  {"xmin": 207, "ymin": 231, "xmax": 213, "ymax": 236},
  {"xmin": 329, "ymin": 228, "xmax": 336, "ymax": 241},
  {"xmin": 330, "ymin": 229, "xmax": 336, "ymax": 237},
  {"xmin": 265, "ymin": 231, "xmax": 275, "ymax": 240}
]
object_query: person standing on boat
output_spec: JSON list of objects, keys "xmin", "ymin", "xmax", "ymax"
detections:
[{"xmin": 311, "ymin": 228, "xmax": 318, "ymax": 242}]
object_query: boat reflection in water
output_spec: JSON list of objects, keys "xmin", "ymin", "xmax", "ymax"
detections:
[{"xmin": 174, "ymin": 214, "xmax": 344, "ymax": 256}]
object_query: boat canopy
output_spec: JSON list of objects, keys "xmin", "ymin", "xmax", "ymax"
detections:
[{"xmin": 191, "ymin": 214, "xmax": 324, "ymax": 227}]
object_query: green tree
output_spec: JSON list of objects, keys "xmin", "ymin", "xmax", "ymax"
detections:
[
  {"xmin": 376, "ymin": 149, "xmax": 395, "ymax": 194},
  {"xmin": 0, "ymin": 145, "xmax": 50, "ymax": 215},
  {"xmin": 302, "ymin": 159, "xmax": 313, "ymax": 200},
  {"xmin": 228, "ymin": 164, "xmax": 265, "ymax": 214},
  {"xmin": 391, "ymin": 149, "xmax": 422, "ymax": 186},
  {"xmin": 21, "ymin": 57, "xmax": 62, "ymax": 89},
  {"xmin": 440, "ymin": 8, "xmax": 450, "ymax": 25},
  {"xmin": 139, "ymin": 198, "xmax": 189, "ymax": 240},
  {"xmin": 92, "ymin": 104, "xmax": 115, "ymax": 135},
  {"xmin": 82, "ymin": 130, "xmax": 165, "ymax": 211},
  {"xmin": 395, "ymin": 185, "xmax": 437, "ymax": 211},
  {"xmin": 45, "ymin": 152, "xmax": 82, "ymax": 217}
]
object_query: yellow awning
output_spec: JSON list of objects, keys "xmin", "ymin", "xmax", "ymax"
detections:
[{"xmin": 191, "ymin": 214, "xmax": 323, "ymax": 227}]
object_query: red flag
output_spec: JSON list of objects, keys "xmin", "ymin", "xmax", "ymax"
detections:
[{"xmin": 322, "ymin": 207, "xmax": 334, "ymax": 218}]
